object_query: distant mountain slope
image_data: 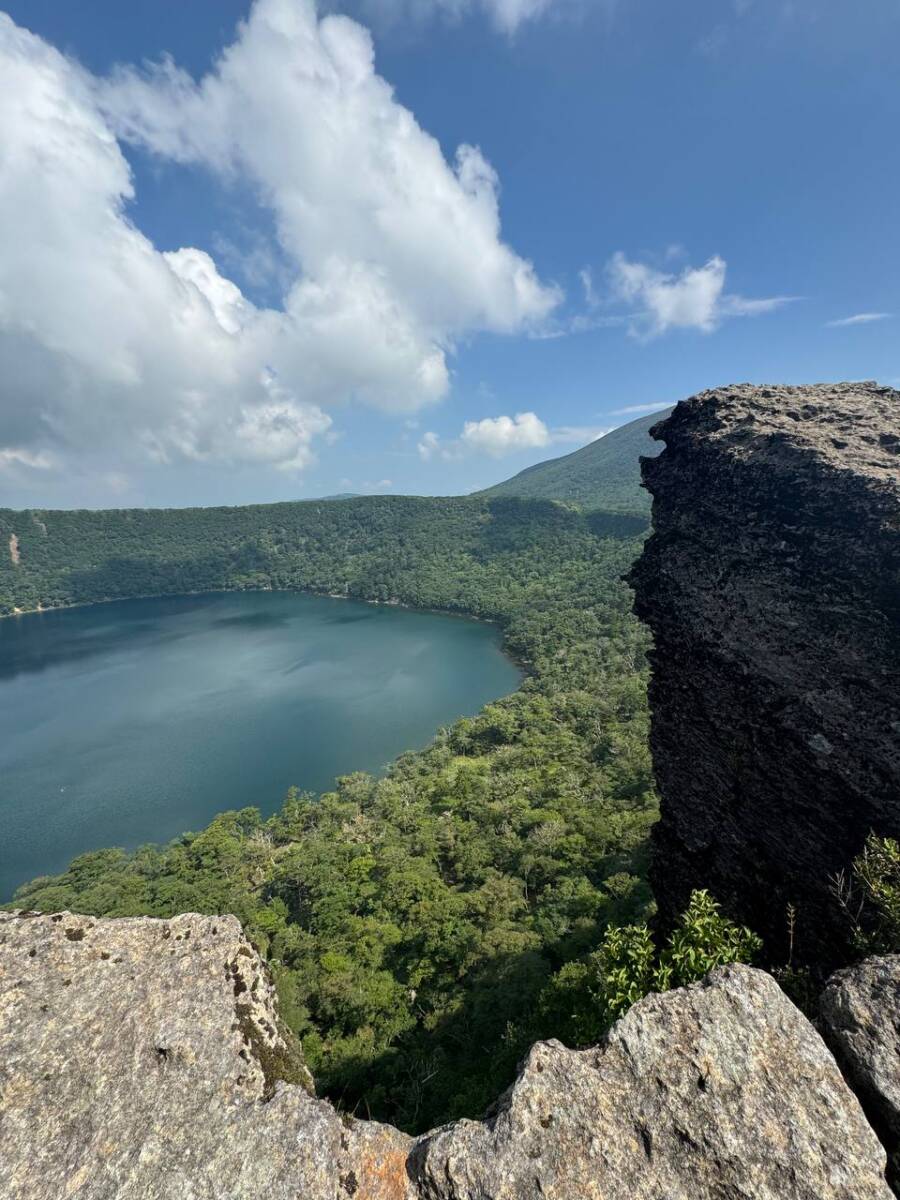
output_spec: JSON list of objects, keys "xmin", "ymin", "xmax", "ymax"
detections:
[
  {"xmin": 479, "ymin": 408, "xmax": 670, "ymax": 514},
  {"xmin": 0, "ymin": 494, "xmax": 639, "ymax": 618}
]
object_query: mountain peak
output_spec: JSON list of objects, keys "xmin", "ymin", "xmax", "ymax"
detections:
[{"xmin": 478, "ymin": 409, "xmax": 670, "ymax": 514}]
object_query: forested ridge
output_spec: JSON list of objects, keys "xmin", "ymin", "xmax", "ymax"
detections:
[
  {"xmin": 1, "ymin": 494, "xmax": 643, "ymax": 618},
  {"xmin": 3, "ymin": 493, "xmax": 659, "ymax": 1130}
]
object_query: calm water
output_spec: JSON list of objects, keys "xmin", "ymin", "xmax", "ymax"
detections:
[{"xmin": 0, "ymin": 592, "xmax": 521, "ymax": 900}]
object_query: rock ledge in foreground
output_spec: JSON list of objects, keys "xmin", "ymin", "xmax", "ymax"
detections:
[{"xmin": 0, "ymin": 911, "xmax": 892, "ymax": 1199}]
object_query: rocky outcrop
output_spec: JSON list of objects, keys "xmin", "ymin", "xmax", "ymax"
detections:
[
  {"xmin": 0, "ymin": 911, "xmax": 893, "ymax": 1199},
  {"xmin": 415, "ymin": 960, "xmax": 890, "ymax": 1199},
  {"xmin": 0, "ymin": 911, "xmax": 414, "ymax": 1200},
  {"xmin": 821, "ymin": 955, "xmax": 900, "ymax": 1189},
  {"xmin": 629, "ymin": 381, "xmax": 900, "ymax": 965}
]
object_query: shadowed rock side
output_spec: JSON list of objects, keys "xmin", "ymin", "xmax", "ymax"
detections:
[
  {"xmin": 0, "ymin": 911, "xmax": 892, "ymax": 1200},
  {"xmin": 629, "ymin": 382, "xmax": 900, "ymax": 965}
]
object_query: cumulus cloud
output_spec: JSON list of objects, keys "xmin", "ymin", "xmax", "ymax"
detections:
[
  {"xmin": 418, "ymin": 413, "xmax": 604, "ymax": 460},
  {"xmin": 461, "ymin": 411, "xmax": 551, "ymax": 456},
  {"xmin": 0, "ymin": 1, "xmax": 557, "ymax": 494},
  {"xmin": 607, "ymin": 252, "xmax": 794, "ymax": 339},
  {"xmin": 826, "ymin": 312, "xmax": 892, "ymax": 327}
]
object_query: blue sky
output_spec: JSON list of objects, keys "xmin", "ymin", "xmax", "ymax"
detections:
[{"xmin": 0, "ymin": 0, "xmax": 896, "ymax": 508}]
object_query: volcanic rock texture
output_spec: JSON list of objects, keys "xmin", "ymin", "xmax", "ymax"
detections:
[{"xmin": 629, "ymin": 382, "xmax": 900, "ymax": 964}]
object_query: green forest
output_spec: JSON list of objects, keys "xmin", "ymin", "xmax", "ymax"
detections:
[
  {"xmin": 6, "ymin": 487, "xmax": 889, "ymax": 1129},
  {"xmin": 2, "ymin": 494, "xmax": 667, "ymax": 1127},
  {"xmin": 479, "ymin": 408, "xmax": 667, "ymax": 513}
]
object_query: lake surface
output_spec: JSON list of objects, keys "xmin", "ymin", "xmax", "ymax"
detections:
[{"xmin": 0, "ymin": 592, "xmax": 521, "ymax": 900}]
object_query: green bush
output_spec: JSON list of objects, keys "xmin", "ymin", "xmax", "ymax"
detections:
[
  {"xmin": 836, "ymin": 834, "xmax": 900, "ymax": 955},
  {"xmin": 594, "ymin": 890, "xmax": 763, "ymax": 1024}
]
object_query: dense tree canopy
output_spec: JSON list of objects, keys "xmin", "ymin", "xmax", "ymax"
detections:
[{"xmin": 3, "ymin": 493, "xmax": 658, "ymax": 1130}]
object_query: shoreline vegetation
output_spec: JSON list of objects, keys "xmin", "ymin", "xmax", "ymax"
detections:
[{"xmin": 1, "ymin": 494, "xmax": 658, "ymax": 1132}]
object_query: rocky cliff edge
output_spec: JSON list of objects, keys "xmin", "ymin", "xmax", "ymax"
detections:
[
  {"xmin": 0, "ymin": 910, "xmax": 893, "ymax": 1200},
  {"xmin": 629, "ymin": 381, "xmax": 900, "ymax": 964}
]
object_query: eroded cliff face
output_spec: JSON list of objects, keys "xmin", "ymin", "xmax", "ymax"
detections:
[
  {"xmin": 629, "ymin": 381, "xmax": 900, "ymax": 964},
  {"xmin": 0, "ymin": 910, "xmax": 892, "ymax": 1200}
]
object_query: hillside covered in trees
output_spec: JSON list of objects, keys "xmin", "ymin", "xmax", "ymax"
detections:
[
  {"xmin": 2, "ymin": 493, "xmax": 659, "ymax": 1130},
  {"xmin": 478, "ymin": 408, "xmax": 669, "ymax": 513},
  {"xmin": 0, "ymin": 494, "xmax": 645, "ymax": 619}
]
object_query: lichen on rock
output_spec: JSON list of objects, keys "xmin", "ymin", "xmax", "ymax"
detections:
[
  {"xmin": 821, "ymin": 955, "xmax": 900, "ymax": 1191},
  {"xmin": 415, "ymin": 962, "xmax": 891, "ymax": 1199},
  {"xmin": 0, "ymin": 910, "xmax": 413, "ymax": 1200}
]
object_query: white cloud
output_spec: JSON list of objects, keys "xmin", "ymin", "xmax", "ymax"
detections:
[
  {"xmin": 417, "ymin": 431, "xmax": 445, "ymax": 462},
  {"xmin": 354, "ymin": 0, "xmax": 560, "ymax": 35},
  {"xmin": 579, "ymin": 266, "xmax": 599, "ymax": 308},
  {"xmin": 0, "ymin": 447, "xmax": 56, "ymax": 472},
  {"xmin": 479, "ymin": 0, "xmax": 556, "ymax": 33},
  {"xmin": 360, "ymin": 0, "xmax": 622, "ymax": 36},
  {"xmin": 461, "ymin": 411, "xmax": 551, "ymax": 456},
  {"xmin": 418, "ymin": 413, "xmax": 602, "ymax": 461},
  {"xmin": 607, "ymin": 252, "xmax": 794, "ymax": 339},
  {"xmin": 609, "ymin": 403, "xmax": 669, "ymax": 415},
  {"xmin": 0, "ymin": 1, "xmax": 557, "ymax": 493},
  {"xmin": 551, "ymin": 424, "xmax": 609, "ymax": 443},
  {"xmin": 826, "ymin": 312, "xmax": 892, "ymax": 328}
]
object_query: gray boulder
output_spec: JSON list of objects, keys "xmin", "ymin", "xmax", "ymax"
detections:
[
  {"xmin": 821, "ymin": 955, "xmax": 900, "ymax": 1190},
  {"xmin": 416, "ymin": 961, "xmax": 891, "ymax": 1199},
  {"xmin": 0, "ymin": 910, "xmax": 415, "ymax": 1200},
  {"xmin": 0, "ymin": 911, "xmax": 892, "ymax": 1199}
]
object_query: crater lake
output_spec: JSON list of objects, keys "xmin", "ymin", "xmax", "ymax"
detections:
[{"xmin": 0, "ymin": 591, "xmax": 522, "ymax": 900}]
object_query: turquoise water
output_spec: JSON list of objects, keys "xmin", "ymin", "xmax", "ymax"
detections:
[{"xmin": 0, "ymin": 592, "xmax": 521, "ymax": 900}]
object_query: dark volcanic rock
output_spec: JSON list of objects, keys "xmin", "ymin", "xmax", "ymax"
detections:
[
  {"xmin": 821, "ymin": 955, "xmax": 900, "ymax": 1190},
  {"xmin": 629, "ymin": 381, "xmax": 900, "ymax": 965}
]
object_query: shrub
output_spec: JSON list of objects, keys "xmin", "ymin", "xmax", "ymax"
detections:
[
  {"xmin": 835, "ymin": 833, "xmax": 900, "ymax": 955},
  {"xmin": 593, "ymin": 889, "xmax": 763, "ymax": 1024}
]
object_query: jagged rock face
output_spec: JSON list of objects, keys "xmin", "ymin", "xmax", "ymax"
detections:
[
  {"xmin": 629, "ymin": 382, "xmax": 900, "ymax": 965},
  {"xmin": 821, "ymin": 955, "xmax": 900, "ymax": 1190},
  {"xmin": 0, "ymin": 912, "xmax": 892, "ymax": 1199},
  {"xmin": 416, "ymin": 961, "xmax": 890, "ymax": 1199}
]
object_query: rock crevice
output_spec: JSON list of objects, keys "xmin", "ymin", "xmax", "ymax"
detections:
[{"xmin": 821, "ymin": 955, "xmax": 900, "ymax": 1191}]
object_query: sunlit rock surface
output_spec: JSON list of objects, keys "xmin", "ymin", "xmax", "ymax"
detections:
[
  {"xmin": 822, "ymin": 955, "xmax": 900, "ymax": 1191},
  {"xmin": 629, "ymin": 382, "xmax": 900, "ymax": 964},
  {"xmin": 0, "ymin": 911, "xmax": 892, "ymax": 1199},
  {"xmin": 0, "ymin": 911, "xmax": 414, "ymax": 1200}
]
